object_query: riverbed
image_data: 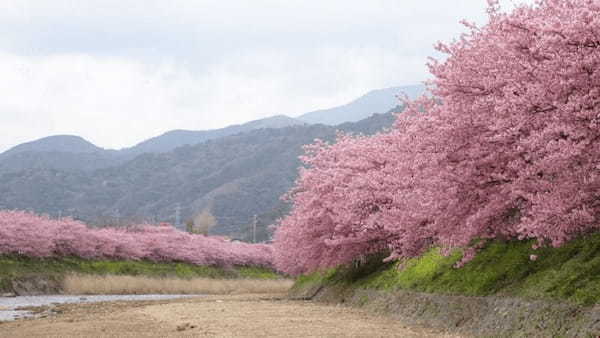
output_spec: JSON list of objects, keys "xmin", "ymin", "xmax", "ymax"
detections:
[{"xmin": 0, "ymin": 294, "xmax": 461, "ymax": 337}]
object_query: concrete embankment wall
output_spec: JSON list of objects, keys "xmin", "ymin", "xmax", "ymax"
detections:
[
  {"xmin": 289, "ymin": 282, "xmax": 600, "ymax": 337},
  {"xmin": 3, "ymin": 275, "xmax": 62, "ymax": 296}
]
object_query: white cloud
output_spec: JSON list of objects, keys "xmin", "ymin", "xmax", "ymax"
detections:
[{"xmin": 0, "ymin": 0, "xmax": 534, "ymax": 152}]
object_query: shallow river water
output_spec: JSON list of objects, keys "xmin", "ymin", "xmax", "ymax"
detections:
[{"xmin": 0, "ymin": 294, "xmax": 194, "ymax": 321}]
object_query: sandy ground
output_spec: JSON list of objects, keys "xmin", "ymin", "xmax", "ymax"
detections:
[{"xmin": 0, "ymin": 294, "xmax": 463, "ymax": 337}]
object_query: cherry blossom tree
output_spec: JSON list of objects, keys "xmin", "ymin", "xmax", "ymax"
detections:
[
  {"xmin": 0, "ymin": 210, "xmax": 273, "ymax": 268},
  {"xmin": 423, "ymin": 0, "xmax": 600, "ymax": 250},
  {"xmin": 274, "ymin": 0, "xmax": 600, "ymax": 274}
]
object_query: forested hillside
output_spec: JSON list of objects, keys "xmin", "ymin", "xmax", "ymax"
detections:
[{"xmin": 0, "ymin": 111, "xmax": 399, "ymax": 240}]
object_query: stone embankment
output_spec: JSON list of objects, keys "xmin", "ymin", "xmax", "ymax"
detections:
[{"xmin": 290, "ymin": 282, "xmax": 600, "ymax": 337}]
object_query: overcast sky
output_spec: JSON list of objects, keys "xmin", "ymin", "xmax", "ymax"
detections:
[{"xmin": 0, "ymin": 0, "xmax": 533, "ymax": 152}]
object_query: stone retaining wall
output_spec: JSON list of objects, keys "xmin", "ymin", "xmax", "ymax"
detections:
[{"xmin": 290, "ymin": 282, "xmax": 600, "ymax": 337}]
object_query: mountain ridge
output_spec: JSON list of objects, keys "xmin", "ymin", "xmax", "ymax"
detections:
[
  {"xmin": 1, "ymin": 115, "xmax": 305, "ymax": 159},
  {"xmin": 0, "ymin": 110, "xmax": 401, "ymax": 240},
  {"xmin": 0, "ymin": 84, "xmax": 417, "ymax": 240},
  {"xmin": 120, "ymin": 115, "xmax": 305, "ymax": 155},
  {"xmin": 297, "ymin": 84, "xmax": 425, "ymax": 125},
  {"xmin": 1, "ymin": 84, "xmax": 423, "ymax": 160},
  {"xmin": 0, "ymin": 135, "xmax": 103, "ymax": 160}
]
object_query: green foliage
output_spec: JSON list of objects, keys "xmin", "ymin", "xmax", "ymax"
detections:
[
  {"xmin": 301, "ymin": 234, "xmax": 600, "ymax": 306},
  {"xmin": 330, "ymin": 253, "xmax": 394, "ymax": 283},
  {"xmin": 291, "ymin": 268, "xmax": 337, "ymax": 292},
  {"xmin": 0, "ymin": 255, "xmax": 281, "ymax": 292}
]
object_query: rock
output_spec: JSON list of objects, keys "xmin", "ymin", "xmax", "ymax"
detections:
[
  {"xmin": 175, "ymin": 323, "xmax": 197, "ymax": 331},
  {"xmin": 176, "ymin": 323, "xmax": 192, "ymax": 331},
  {"xmin": 1, "ymin": 293, "xmax": 17, "ymax": 298}
]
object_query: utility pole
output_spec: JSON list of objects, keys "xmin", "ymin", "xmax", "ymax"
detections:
[
  {"xmin": 175, "ymin": 204, "xmax": 181, "ymax": 229},
  {"xmin": 253, "ymin": 214, "xmax": 258, "ymax": 243}
]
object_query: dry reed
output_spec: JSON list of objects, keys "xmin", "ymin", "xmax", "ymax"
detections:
[{"xmin": 63, "ymin": 274, "xmax": 294, "ymax": 295}]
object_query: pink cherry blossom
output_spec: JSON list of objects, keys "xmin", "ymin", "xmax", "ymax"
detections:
[
  {"xmin": 0, "ymin": 210, "xmax": 273, "ymax": 268},
  {"xmin": 274, "ymin": 0, "xmax": 600, "ymax": 275}
]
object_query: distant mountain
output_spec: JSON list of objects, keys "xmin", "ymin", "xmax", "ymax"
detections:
[
  {"xmin": 0, "ymin": 83, "xmax": 421, "ymax": 165},
  {"xmin": 123, "ymin": 115, "xmax": 305, "ymax": 155},
  {"xmin": 0, "ymin": 84, "xmax": 418, "ymax": 240},
  {"xmin": 0, "ymin": 112, "xmax": 398, "ymax": 241},
  {"xmin": 297, "ymin": 85, "xmax": 425, "ymax": 125},
  {"xmin": 337, "ymin": 106, "xmax": 401, "ymax": 135},
  {"xmin": 0, "ymin": 135, "xmax": 102, "ymax": 160},
  {"xmin": 0, "ymin": 151, "xmax": 126, "ymax": 174},
  {"xmin": 0, "ymin": 115, "xmax": 305, "ymax": 174}
]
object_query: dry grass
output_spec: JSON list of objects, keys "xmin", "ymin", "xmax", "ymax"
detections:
[{"xmin": 63, "ymin": 274, "xmax": 294, "ymax": 295}]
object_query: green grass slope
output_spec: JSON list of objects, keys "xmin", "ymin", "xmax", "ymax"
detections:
[
  {"xmin": 294, "ymin": 233, "xmax": 600, "ymax": 306},
  {"xmin": 0, "ymin": 255, "xmax": 281, "ymax": 293}
]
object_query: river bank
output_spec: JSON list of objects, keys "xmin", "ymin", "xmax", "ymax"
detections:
[
  {"xmin": 0, "ymin": 255, "xmax": 284, "ymax": 296},
  {"xmin": 290, "ymin": 281, "xmax": 600, "ymax": 337},
  {"xmin": 287, "ymin": 236, "xmax": 600, "ymax": 337}
]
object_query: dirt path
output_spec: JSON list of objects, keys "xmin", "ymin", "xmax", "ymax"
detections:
[{"xmin": 0, "ymin": 294, "xmax": 463, "ymax": 337}]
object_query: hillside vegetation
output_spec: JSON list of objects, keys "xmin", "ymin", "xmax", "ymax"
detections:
[
  {"xmin": 0, "ymin": 255, "xmax": 283, "ymax": 296},
  {"xmin": 0, "ymin": 111, "xmax": 398, "ymax": 238},
  {"xmin": 295, "ymin": 234, "xmax": 600, "ymax": 306}
]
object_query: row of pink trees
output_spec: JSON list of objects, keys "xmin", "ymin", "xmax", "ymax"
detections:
[
  {"xmin": 0, "ymin": 210, "xmax": 273, "ymax": 268},
  {"xmin": 274, "ymin": 0, "xmax": 600, "ymax": 275}
]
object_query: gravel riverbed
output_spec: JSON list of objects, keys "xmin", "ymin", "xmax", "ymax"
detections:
[{"xmin": 0, "ymin": 294, "xmax": 461, "ymax": 337}]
